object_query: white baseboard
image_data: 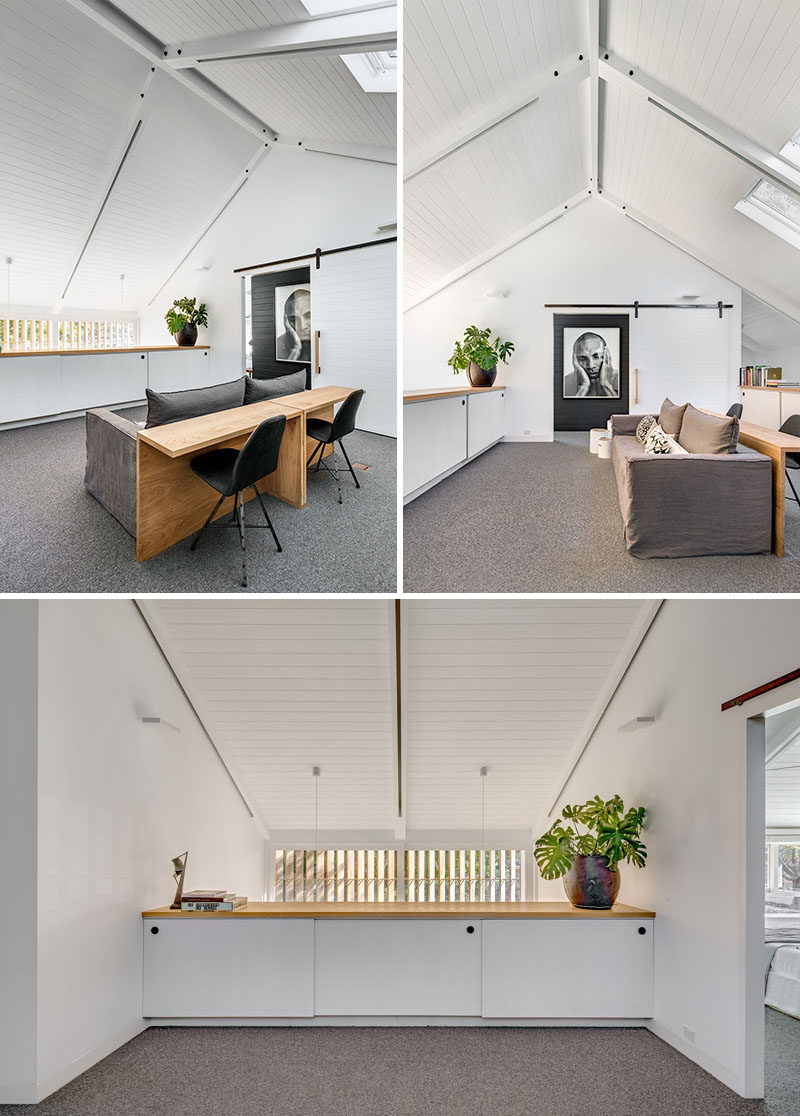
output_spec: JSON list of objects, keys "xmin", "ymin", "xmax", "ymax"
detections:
[
  {"xmin": 646, "ymin": 1020, "xmax": 748, "ymax": 1098},
  {"xmin": 35, "ymin": 1019, "xmax": 148, "ymax": 1103},
  {"xmin": 0, "ymin": 1082, "xmax": 37, "ymax": 1104},
  {"xmin": 149, "ymin": 1016, "xmax": 648, "ymax": 1028},
  {"xmin": 503, "ymin": 434, "xmax": 553, "ymax": 442}
]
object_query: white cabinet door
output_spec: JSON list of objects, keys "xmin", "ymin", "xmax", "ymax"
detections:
[
  {"xmin": 0, "ymin": 356, "xmax": 60, "ymax": 422},
  {"xmin": 143, "ymin": 919, "xmax": 314, "ymax": 1017},
  {"xmin": 780, "ymin": 391, "xmax": 800, "ymax": 425},
  {"xmin": 314, "ymin": 919, "xmax": 482, "ymax": 1016},
  {"xmin": 60, "ymin": 352, "xmax": 147, "ymax": 411},
  {"xmin": 148, "ymin": 349, "xmax": 213, "ymax": 392},
  {"xmin": 740, "ymin": 388, "xmax": 781, "ymax": 429},
  {"xmin": 403, "ymin": 395, "xmax": 468, "ymax": 497},
  {"xmin": 467, "ymin": 390, "xmax": 505, "ymax": 457},
  {"xmin": 481, "ymin": 919, "xmax": 653, "ymax": 1018}
]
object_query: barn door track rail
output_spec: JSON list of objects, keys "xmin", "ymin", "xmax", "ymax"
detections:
[
  {"xmin": 721, "ymin": 668, "xmax": 800, "ymax": 711},
  {"xmin": 234, "ymin": 235, "xmax": 397, "ymax": 274},
  {"xmin": 545, "ymin": 301, "xmax": 733, "ymax": 318}
]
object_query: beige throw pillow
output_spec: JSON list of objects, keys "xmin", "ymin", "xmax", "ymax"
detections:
[
  {"xmin": 677, "ymin": 404, "xmax": 739, "ymax": 454},
  {"xmin": 657, "ymin": 397, "xmax": 688, "ymax": 438}
]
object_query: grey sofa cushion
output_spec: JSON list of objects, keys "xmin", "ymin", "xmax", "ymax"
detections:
[
  {"xmin": 657, "ymin": 397, "xmax": 688, "ymax": 437},
  {"xmin": 610, "ymin": 414, "xmax": 645, "ymax": 437},
  {"xmin": 678, "ymin": 403, "xmax": 739, "ymax": 454},
  {"xmin": 145, "ymin": 377, "xmax": 246, "ymax": 428},
  {"xmin": 611, "ymin": 435, "xmax": 771, "ymax": 557},
  {"xmin": 84, "ymin": 409, "xmax": 138, "ymax": 537},
  {"xmin": 244, "ymin": 371, "xmax": 307, "ymax": 403}
]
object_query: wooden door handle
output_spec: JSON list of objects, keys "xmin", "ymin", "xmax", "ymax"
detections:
[
  {"xmin": 314, "ymin": 330, "xmax": 321, "ymax": 375},
  {"xmin": 633, "ymin": 366, "xmax": 639, "ymax": 406}
]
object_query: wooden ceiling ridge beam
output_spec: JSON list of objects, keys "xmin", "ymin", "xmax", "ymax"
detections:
[
  {"xmin": 405, "ymin": 191, "xmax": 591, "ymax": 311},
  {"xmin": 60, "ymin": 0, "xmax": 279, "ymax": 141},
  {"xmin": 599, "ymin": 190, "xmax": 800, "ymax": 330},
  {"xmin": 530, "ymin": 599, "xmax": 664, "ymax": 842},
  {"xmin": 164, "ymin": 5, "xmax": 397, "ymax": 69},
  {"xmin": 405, "ymin": 51, "xmax": 590, "ymax": 184},
  {"xmin": 599, "ymin": 51, "xmax": 800, "ymax": 203}
]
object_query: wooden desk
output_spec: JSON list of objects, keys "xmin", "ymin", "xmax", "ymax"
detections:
[
  {"xmin": 705, "ymin": 410, "xmax": 800, "ymax": 557},
  {"xmin": 135, "ymin": 384, "xmax": 353, "ymax": 562}
]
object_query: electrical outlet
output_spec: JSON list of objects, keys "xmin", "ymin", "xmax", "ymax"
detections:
[
  {"xmin": 682, "ymin": 1025, "xmax": 695, "ymax": 1042},
  {"xmin": 523, "ymin": 429, "xmax": 531, "ymax": 435}
]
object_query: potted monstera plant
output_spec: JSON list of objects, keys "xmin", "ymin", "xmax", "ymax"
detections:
[
  {"xmin": 534, "ymin": 795, "xmax": 647, "ymax": 909},
  {"xmin": 165, "ymin": 297, "xmax": 208, "ymax": 347},
  {"xmin": 448, "ymin": 325, "xmax": 514, "ymax": 387}
]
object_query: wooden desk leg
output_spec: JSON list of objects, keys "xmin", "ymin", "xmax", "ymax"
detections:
[
  {"xmin": 259, "ymin": 413, "xmax": 305, "ymax": 509},
  {"xmin": 775, "ymin": 450, "xmax": 785, "ymax": 558}
]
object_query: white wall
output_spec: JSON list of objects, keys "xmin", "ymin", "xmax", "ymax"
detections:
[
  {"xmin": 535, "ymin": 598, "xmax": 800, "ymax": 1098},
  {"xmin": 138, "ymin": 145, "xmax": 396, "ymax": 388},
  {"xmin": 0, "ymin": 602, "xmax": 39, "ymax": 1103},
  {"xmin": 34, "ymin": 600, "xmax": 266, "ymax": 1101},
  {"xmin": 745, "ymin": 343, "xmax": 800, "ymax": 382},
  {"xmin": 404, "ymin": 200, "xmax": 742, "ymax": 439}
]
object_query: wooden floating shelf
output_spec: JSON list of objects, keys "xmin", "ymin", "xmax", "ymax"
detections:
[{"xmin": 142, "ymin": 901, "xmax": 655, "ymax": 920}]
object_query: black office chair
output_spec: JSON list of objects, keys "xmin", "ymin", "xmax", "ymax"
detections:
[
  {"xmin": 306, "ymin": 389, "xmax": 365, "ymax": 504},
  {"xmin": 780, "ymin": 415, "xmax": 800, "ymax": 509},
  {"xmin": 727, "ymin": 403, "xmax": 743, "ymax": 419},
  {"xmin": 189, "ymin": 414, "xmax": 286, "ymax": 587}
]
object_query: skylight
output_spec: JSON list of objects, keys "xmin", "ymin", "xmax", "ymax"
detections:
[
  {"xmin": 779, "ymin": 128, "xmax": 800, "ymax": 169},
  {"xmin": 735, "ymin": 179, "xmax": 800, "ymax": 251},
  {"xmin": 342, "ymin": 49, "xmax": 397, "ymax": 93}
]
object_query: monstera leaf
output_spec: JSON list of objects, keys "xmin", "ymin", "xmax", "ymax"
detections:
[
  {"xmin": 534, "ymin": 825, "xmax": 577, "ymax": 880},
  {"xmin": 534, "ymin": 798, "xmax": 647, "ymax": 879}
]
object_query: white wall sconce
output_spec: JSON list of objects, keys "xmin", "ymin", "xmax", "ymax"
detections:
[
  {"xmin": 486, "ymin": 288, "xmax": 510, "ymax": 299},
  {"xmin": 618, "ymin": 716, "xmax": 656, "ymax": 733}
]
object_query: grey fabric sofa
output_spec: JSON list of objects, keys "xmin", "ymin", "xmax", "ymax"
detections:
[
  {"xmin": 84, "ymin": 372, "xmax": 307, "ymax": 538},
  {"xmin": 609, "ymin": 413, "xmax": 772, "ymax": 558}
]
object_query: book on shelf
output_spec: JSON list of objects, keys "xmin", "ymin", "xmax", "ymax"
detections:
[
  {"xmin": 181, "ymin": 890, "xmax": 229, "ymax": 900},
  {"xmin": 181, "ymin": 894, "xmax": 247, "ymax": 911},
  {"xmin": 739, "ymin": 365, "xmax": 782, "ymax": 387}
]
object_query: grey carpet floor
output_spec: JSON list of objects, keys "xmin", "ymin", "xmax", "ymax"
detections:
[
  {"xmin": 1, "ymin": 1016, "xmax": 797, "ymax": 1116},
  {"xmin": 0, "ymin": 409, "xmax": 396, "ymax": 593},
  {"xmin": 404, "ymin": 433, "xmax": 800, "ymax": 593}
]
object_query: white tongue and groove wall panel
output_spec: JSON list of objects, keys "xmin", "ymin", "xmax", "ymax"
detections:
[
  {"xmin": 116, "ymin": 0, "xmax": 312, "ymax": 43},
  {"xmin": 65, "ymin": 70, "xmax": 260, "ymax": 312},
  {"xmin": 0, "ymin": 0, "xmax": 151, "ymax": 309}
]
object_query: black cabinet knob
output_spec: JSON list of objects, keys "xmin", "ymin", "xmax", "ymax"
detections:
[
  {"xmin": 462, "ymin": 399, "xmax": 466, "ymax": 405},
  {"xmin": 637, "ymin": 926, "xmax": 646, "ymax": 935},
  {"xmin": 141, "ymin": 353, "xmax": 145, "ymax": 359},
  {"xmin": 151, "ymin": 926, "xmax": 159, "ymax": 935},
  {"xmin": 466, "ymin": 925, "xmax": 475, "ymax": 934}
]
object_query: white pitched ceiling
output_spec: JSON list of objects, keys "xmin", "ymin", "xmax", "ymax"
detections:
[
  {"xmin": 742, "ymin": 292, "xmax": 800, "ymax": 355},
  {"xmin": 141, "ymin": 597, "xmax": 655, "ymax": 843},
  {"xmin": 766, "ymin": 707, "xmax": 800, "ymax": 828},
  {"xmin": 404, "ymin": 0, "xmax": 800, "ymax": 324}
]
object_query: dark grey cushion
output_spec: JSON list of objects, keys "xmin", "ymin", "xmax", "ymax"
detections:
[
  {"xmin": 657, "ymin": 397, "xmax": 688, "ymax": 437},
  {"xmin": 145, "ymin": 377, "xmax": 246, "ymax": 428},
  {"xmin": 677, "ymin": 403, "xmax": 739, "ymax": 454},
  {"xmin": 244, "ymin": 371, "xmax": 307, "ymax": 403}
]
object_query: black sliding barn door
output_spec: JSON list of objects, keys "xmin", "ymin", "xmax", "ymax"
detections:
[
  {"xmin": 251, "ymin": 266, "xmax": 311, "ymax": 387},
  {"xmin": 553, "ymin": 313, "xmax": 630, "ymax": 431}
]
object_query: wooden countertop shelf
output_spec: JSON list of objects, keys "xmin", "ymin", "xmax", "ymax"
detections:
[
  {"xmin": 0, "ymin": 345, "xmax": 210, "ymax": 358},
  {"xmin": 740, "ymin": 384, "xmax": 800, "ymax": 395},
  {"xmin": 142, "ymin": 901, "xmax": 655, "ymax": 920},
  {"xmin": 403, "ymin": 385, "xmax": 506, "ymax": 403}
]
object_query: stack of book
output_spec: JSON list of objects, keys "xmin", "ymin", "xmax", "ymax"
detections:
[
  {"xmin": 739, "ymin": 365, "xmax": 783, "ymax": 387},
  {"xmin": 180, "ymin": 890, "xmax": 247, "ymax": 911}
]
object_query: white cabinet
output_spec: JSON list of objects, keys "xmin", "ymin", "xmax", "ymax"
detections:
[
  {"xmin": 143, "ymin": 918, "xmax": 314, "ymax": 1018},
  {"xmin": 740, "ymin": 388, "xmax": 781, "ymax": 429},
  {"xmin": 0, "ymin": 356, "xmax": 60, "ymax": 421},
  {"xmin": 468, "ymin": 389, "xmax": 505, "ymax": 457},
  {"xmin": 314, "ymin": 919, "xmax": 482, "ymax": 1016},
  {"xmin": 148, "ymin": 348, "xmax": 212, "ymax": 392},
  {"xmin": 481, "ymin": 919, "xmax": 653, "ymax": 1019},
  {"xmin": 60, "ymin": 352, "xmax": 148, "ymax": 411},
  {"xmin": 403, "ymin": 394, "xmax": 468, "ymax": 498}
]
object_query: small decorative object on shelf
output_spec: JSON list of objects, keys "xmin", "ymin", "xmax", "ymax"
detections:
[
  {"xmin": 534, "ymin": 795, "xmax": 647, "ymax": 910},
  {"xmin": 448, "ymin": 325, "xmax": 514, "ymax": 387},
  {"xmin": 169, "ymin": 851, "xmax": 189, "ymax": 909},
  {"xmin": 165, "ymin": 297, "xmax": 208, "ymax": 347},
  {"xmin": 180, "ymin": 891, "xmax": 247, "ymax": 911}
]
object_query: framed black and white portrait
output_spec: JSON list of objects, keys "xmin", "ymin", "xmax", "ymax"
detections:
[
  {"xmin": 275, "ymin": 283, "xmax": 312, "ymax": 363},
  {"xmin": 562, "ymin": 326, "xmax": 620, "ymax": 399}
]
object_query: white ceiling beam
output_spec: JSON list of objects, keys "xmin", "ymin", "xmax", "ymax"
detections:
[
  {"xmin": 599, "ymin": 52, "xmax": 800, "ymax": 203},
  {"xmin": 588, "ymin": 0, "xmax": 600, "ymax": 191},
  {"xmin": 389, "ymin": 599, "xmax": 408, "ymax": 840},
  {"xmin": 303, "ymin": 140, "xmax": 396, "ymax": 165},
  {"xmin": 165, "ymin": 6, "xmax": 397, "ymax": 68},
  {"xmin": 599, "ymin": 191, "xmax": 800, "ymax": 329},
  {"xmin": 531, "ymin": 599, "xmax": 664, "ymax": 840},
  {"xmin": 60, "ymin": 0, "xmax": 278, "ymax": 141},
  {"xmin": 405, "ymin": 191, "xmax": 591, "ymax": 311},
  {"xmin": 405, "ymin": 53, "xmax": 589, "ymax": 183}
]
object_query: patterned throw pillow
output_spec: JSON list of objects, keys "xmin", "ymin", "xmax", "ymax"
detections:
[
  {"xmin": 636, "ymin": 415, "xmax": 657, "ymax": 443},
  {"xmin": 644, "ymin": 424, "xmax": 672, "ymax": 454}
]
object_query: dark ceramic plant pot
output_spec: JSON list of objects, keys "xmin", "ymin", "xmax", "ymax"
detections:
[
  {"xmin": 564, "ymin": 855, "xmax": 620, "ymax": 910},
  {"xmin": 467, "ymin": 361, "xmax": 497, "ymax": 387},
  {"xmin": 175, "ymin": 322, "xmax": 198, "ymax": 347}
]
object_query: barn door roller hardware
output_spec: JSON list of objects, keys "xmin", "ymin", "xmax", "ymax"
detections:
[
  {"xmin": 546, "ymin": 302, "xmax": 732, "ymax": 318},
  {"xmin": 721, "ymin": 668, "xmax": 800, "ymax": 711}
]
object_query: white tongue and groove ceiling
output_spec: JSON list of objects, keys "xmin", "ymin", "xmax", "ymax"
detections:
[
  {"xmin": 0, "ymin": 0, "xmax": 396, "ymax": 313},
  {"xmin": 766, "ymin": 708, "xmax": 800, "ymax": 829},
  {"xmin": 140, "ymin": 598, "xmax": 656, "ymax": 842},
  {"xmin": 404, "ymin": 0, "xmax": 800, "ymax": 324}
]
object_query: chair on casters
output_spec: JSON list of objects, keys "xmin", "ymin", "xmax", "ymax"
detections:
[
  {"xmin": 727, "ymin": 403, "xmax": 743, "ymax": 419},
  {"xmin": 306, "ymin": 388, "xmax": 365, "ymax": 504},
  {"xmin": 780, "ymin": 415, "xmax": 800, "ymax": 510},
  {"xmin": 189, "ymin": 414, "xmax": 286, "ymax": 588}
]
